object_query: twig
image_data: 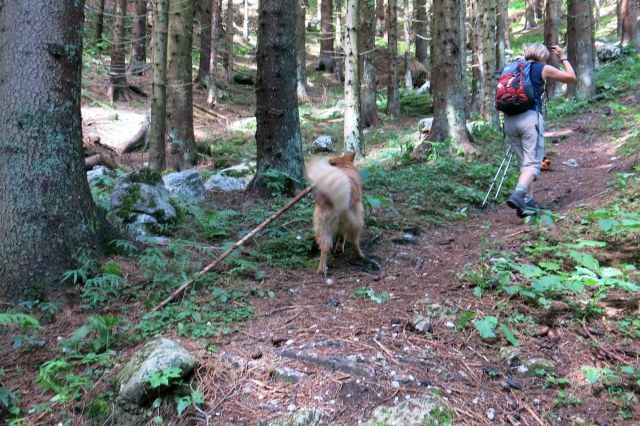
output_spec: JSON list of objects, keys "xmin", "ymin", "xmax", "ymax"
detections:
[
  {"xmin": 194, "ymin": 103, "xmax": 229, "ymax": 125},
  {"xmin": 582, "ymin": 318, "xmax": 632, "ymax": 366},
  {"xmin": 524, "ymin": 404, "xmax": 548, "ymax": 426},
  {"xmin": 151, "ymin": 186, "xmax": 314, "ymax": 312}
]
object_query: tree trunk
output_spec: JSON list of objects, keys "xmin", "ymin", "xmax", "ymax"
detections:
[
  {"xmin": 621, "ymin": 0, "xmax": 639, "ymax": 49},
  {"xmin": 166, "ymin": 0, "xmax": 197, "ymax": 170},
  {"xmin": 197, "ymin": 0, "xmax": 213, "ymax": 85},
  {"xmin": 149, "ymin": 0, "xmax": 170, "ymax": 170},
  {"xmin": 319, "ymin": 0, "xmax": 335, "ymax": 71},
  {"xmin": 386, "ymin": 0, "xmax": 400, "ymax": 116},
  {"xmin": 360, "ymin": 0, "xmax": 380, "ymax": 126},
  {"xmin": 414, "ymin": 0, "xmax": 429, "ymax": 65},
  {"xmin": 496, "ymin": 0, "xmax": 507, "ymax": 71},
  {"xmin": 344, "ymin": 0, "xmax": 364, "ymax": 154},
  {"xmin": 469, "ymin": 0, "xmax": 484, "ymax": 116},
  {"xmin": 129, "ymin": 0, "xmax": 147, "ymax": 76},
  {"xmin": 251, "ymin": 0, "xmax": 305, "ymax": 194},
  {"xmin": 296, "ymin": 0, "xmax": 310, "ymax": 99},
  {"xmin": 403, "ymin": 0, "xmax": 412, "ymax": 89},
  {"xmin": 0, "ymin": 0, "xmax": 109, "ymax": 302},
  {"xmin": 208, "ymin": 0, "xmax": 221, "ymax": 105},
  {"xmin": 376, "ymin": 0, "xmax": 385, "ymax": 37},
  {"xmin": 617, "ymin": 0, "xmax": 622, "ymax": 38},
  {"xmin": 535, "ymin": 0, "xmax": 543, "ymax": 20},
  {"xmin": 95, "ymin": 0, "xmax": 106, "ymax": 45},
  {"xmin": 336, "ymin": 0, "xmax": 343, "ymax": 50},
  {"xmin": 421, "ymin": 0, "xmax": 472, "ymax": 153},
  {"xmin": 224, "ymin": 0, "xmax": 234, "ymax": 83},
  {"xmin": 109, "ymin": 0, "xmax": 128, "ymax": 102},
  {"xmin": 567, "ymin": 0, "xmax": 595, "ymax": 99},
  {"xmin": 544, "ymin": 0, "xmax": 562, "ymax": 98},
  {"xmin": 482, "ymin": 0, "xmax": 498, "ymax": 127},
  {"xmin": 524, "ymin": 0, "xmax": 537, "ymax": 29},
  {"xmin": 243, "ymin": 0, "xmax": 250, "ymax": 42}
]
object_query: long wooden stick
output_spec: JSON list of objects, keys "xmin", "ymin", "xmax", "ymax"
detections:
[{"xmin": 151, "ymin": 185, "xmax": 314, "ymax": 312}]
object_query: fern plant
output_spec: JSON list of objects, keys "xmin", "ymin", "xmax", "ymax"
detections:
[
  {"xmin": 0, "ymin": 313, "xmax": 42, "ymax": 331},
  {"xmin": 63, "ymin": 315, "xmax": 123, "ymax": 353}
]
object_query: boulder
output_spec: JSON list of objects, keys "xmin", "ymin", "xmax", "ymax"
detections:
[
  {"xmin": 268, "ymin": 407, "xmax": 324, "ymax": 426},
  {"xmin": 596, "ymin": 42, "xmax": 621, "ymax": 62},
  {"xmin": 162, "ymin": 169, "xmax": 206, "ymax": 204},
  {"xmin": 365, "ymin": 396, "xmax": 449, "ymax": 426},
  {"xmin": 205, "ymin": 174, "xmax": 247, "ymax": 192},
  {"xmin": 219, "ymin": 162, "xmax": 255, "ymax": 178},
  {"xmin": 409, "ymin": 314, "xmax": 433, "ymax": 334},
  {"xmin": 87, "ymin": 165, "xmax": 111, "ymax": 184},
  {"xmin": 118, "ymin": 338, "xmax": 196, "ymax": 406},
  {"xmin": 311, "ymin": 135, "xmax": 335, "ymax": 153},
  {"xmin": 418, "ymin": 117, "xmax": 475, "ymax": 134}
]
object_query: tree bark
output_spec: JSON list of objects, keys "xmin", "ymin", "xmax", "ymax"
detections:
[
  {"xmin": 109, "ymin": 0, "xmax": 128, "ymax": 102},
  {"xmin": 422, "ymin": 0, "xmax": 472, "ymax": 153},
  {"xmin": 360, "ymin": 0, "xmax": 379, "ymax": 126},
  {"xmin": 0, "ymin": 0, "xmax": 109, "ymax": 301},
  {"xmin": 129, "ymin": 0, "xmax": 147, "ymax": 76},
  {"xmin": 251, "ymin": 0, "xmax": 305, "ymax": 194},
  {"xmin": 567, "ymin": 0, "xmax": 595, "ymax": 99},
  {"xmin": 524, "ymin": 0, "xmax": 537, "ymax": 29},
  {"xmin": 224, "ymin": 0, "xmax": 234, "ymax": 83},
  {"xmin": 95, "ymin": 0, "xmax": 106, "ymax": 45},
  {"xmin": 386, "ymin": 0, "xmax": 400, "ymax": 116},
  {"xmin": 620, "ymin": 0, "xmax": 639, "ymax": 49},
  {"xmin": 496, "ymin": 0, "xmax": 507, "ymax": 72},
  {"xmin": 414, "ymin": 0, "xmax": 429, "ymax": 66},
  {"xmin": 376, "ymin": 0, "xmax": 385, "ymax": 36},
  {"xmin": 336, "ymin": 0, "xmax": 343, "ymax": 50},
  {"xmin": 208, "ymin": 0, "xmax": 221, "ymax": 105},
  {"xmin": 482, "ymin": 0, "xmax": 498, "ymax": 127},
  {"xmin": 469, "ymin": 0, "xmax": 484, "ymax": 116},
  {"xmin": 617, "ymin": 0, "xmax": 622, "ymax": 38},
  {"xmin": 243, "ymin": 0, "xmax": 250, "ymax": 42},
  {"xmin": 319, "ymin": 0, "xmax": 335, "ymax": 71},
  {"xmin": 535, "ymin": 0, "xmax": 543, "ymax": 20},
  {"xmin": 149, "ymin": 0, "xmax": 169, "ymax": 170},
  {"xmin": 197, "ymin": 0, "xmax": 213, "ymax": 85},
  {"xmin": 403, "ymin": 0, "xmax": 413, "ymax": 89},
  {"xmin": 344, "ymin": 0, "xmax": 364, "ymax": 154},
  {"xmin": 296, "ymin": 0, "xmax": 310, "ymax": 99},
  {"xmin": 166, "ymin": 0, "xmax": 197, "ymax": 170},
  {"xmin": 544, "ymin": 0, "xmax": 562, "ymax": 98}
]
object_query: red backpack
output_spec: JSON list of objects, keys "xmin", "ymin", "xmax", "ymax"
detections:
[{"xmin": 495, "ymin": 59, "xmax": 535, "ymax": 116}]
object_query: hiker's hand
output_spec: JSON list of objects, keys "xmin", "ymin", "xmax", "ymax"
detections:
[{"xmin": 550, "ymin": 45, "xmax": 565, "ymax": 60}]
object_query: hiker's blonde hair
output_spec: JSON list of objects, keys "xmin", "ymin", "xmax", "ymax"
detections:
[{"xmin": 524, "ymin": 43, "xmax": 550, "ymax": 62}]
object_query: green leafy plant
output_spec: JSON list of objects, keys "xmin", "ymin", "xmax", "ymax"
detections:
[
  {"xmin": 36, "ymin": 358, "xmax": 91, "ymax": 403},
  {"xmin": 63, "ymin": 315, "xmax": 123, "ymax": 353},
  {"xmin": 175, "ymin": 390, "xmax": 205, "ymax": 416},
  {"xmin": 146, "ymin": 367, "xmax": 183, "ymax": 389},
  {"xmin": 353, "ymin": 287, "xmax": 390, "ymax": 304},
  {"xmin": 456, "ymin": 311, "xmax": 522, "ymax": 346}
]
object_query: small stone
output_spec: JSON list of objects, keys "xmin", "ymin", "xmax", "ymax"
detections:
[
  {"xmin": 287, "ymin": 404, "xmax": 296, "ymax": 411},
  {"xmin": 562, "ymin": 158, "xmax": 580, "ymax": 168},
  {"xmin": 536, "ymin": 326, "xmax": 550, "ymax": 337},
  {"xmin": 391, "ymin": 381, "xmax": 400, "ymax": 388},
  {"xmin": 516, "ymin": 365, "xmax": 529, "ymax": 376},
  {"xmin": 499, "ymin": 347, "xmax": 522, "ymax": 367},
  {"xmin": 326, "ymin": 278, "xmax": 334, "ymax": 286},
  {"xmin": 311, "ymin": 135, "xmax": 335, "ymax": 153},
  {"xmin": 409, "ymin": 315, "xmax": 433, "ymax": 334},
  {"xmin": 445, "ymin": 321, "xmax": 456, "ymax": 329},
  {"xmin": 486, "ymin": 408, "xmax": 496, "ymax": 421}
]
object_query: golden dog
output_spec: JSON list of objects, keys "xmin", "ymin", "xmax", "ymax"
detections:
[{"xmin": 307, "ymin": 152, "xmax": 364, "ymax": 274}]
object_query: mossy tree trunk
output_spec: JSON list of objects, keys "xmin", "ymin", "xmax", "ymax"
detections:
[
  {"xmin": 386, "ymin": 0, "xmax": 400, "ymax": 117},
  {"xmin": 149, "ymin": 0, "xmax": 170, "ymax": 170},
  {"xmin": 567, "ymin": 0, "xmax": 595, "ymax": 99},
  {"xmin": 95, "ymin": 0, "xmax": 106, "ymax": 45},
  {"xmin": 360, "ymin": 0, "xmax": 380, "ymax": 127},
  {"xmin": 482, "ymin": 0, "xmax": 498, "ymax": 128},
  {"xmin": 109, "ymin": 0, "xmax": 128, "ymax": 102},
  {"xmin": 544, "ymin": 0, "xmax": 562, "ymax": 98},
  {"xmin": 421, "ymin": 0, "xmax": 473, "ymax": 153},
  {"xmin": 250, "ymin": 0, "xmax": 305, "ymax": 195},
  {"xmin": 197, "ymin": 0, "xmax": 213, "ymax": 85},
  {"xmin": 496, "ymin": 0, "xmax": 507, "ymax": 71},
  {"xmin": 166, "ymin": 0, "xmax": 197, "ymax": 170},
  {"xmin": 524, "ymin": 0, "xmax": 537, "ymax": 29},
  {"xmin": 414, "ymin": 0, "xmax": 429, "ymax": 66},
  {"xmin": 469, "ymin": 0, "xmax": 484, "ymax": 116},
  {"xmin": 620, "ymin": 0, "xmax": 639, "ymax": 49},
  {"xmin": 319, "ymin": 0, "xmax": 335, "ymax": 72},
  {"xmin": 0, "ymin": 0, "xmax": 109, "ymax": 302},
  {"xmin": 208, "ymin": 0, "xmax": 221, "ymax": 105},
  {"xmin": 344, "ymin": 0, "xmax": 364, "ymax": 155},
  {"xmin": 129, "ymin": 0, "xmax": 147, "ymax": 76},
  {"xmin": 296, "ymin": 0, "xmax": 310, "ymax": 100},
  {"xmin": 403, "ymin": 0, "xmax": 412, "ymax": 89},
  {"xmin": 375, "ymin": 0, "xmax": 385, "ymax": 36},
  {"xmin": 224, "ymin": 0, "xmax": 234, "ymax": 83}
]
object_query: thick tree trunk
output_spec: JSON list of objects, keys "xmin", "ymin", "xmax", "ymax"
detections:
[
  {"xmin": 208, "ymin": 0, "xmax": 221, "ymax": 105},
  {"xmin": 414, "ymin": 0, "xmax": 429, "ymax": 66},
  {"xmin": 403, "ymin": 0, "xmax": 412, "ymax": 89},
  {"xmin": 149, "ymin": 0, "xmax": 169, "ymax": 170},
  {"xmin": 344, "ymin": 0, "xmax": 363, "ymax": 154},
  {"xmin": 296, "ymin": 0, "xmax": 310, "ymax": 99},
  {"xmin": 482, "ymin": 0, "xmax": 498, "ymax": 127},
  {"xmin": 336, "ymin": 0, "xmax": 343, "ymax": 50},
  {"xmin": 95, "ymin": 0, "xmax": 106, "ymax": 45},
  {"xmin": 197, "ymin": 0, "xmax": 213, "ymax": 85},
  {"xmin": 386, "ymin": 0, "xmax": 400, "ymax": 116},
  {"xmin": 0, "ymin": 0, "xmax": 108, "ymax": 301},
  {"xmin": 129, "ymin": 0, "xmax": 147, "ymax": 76},
  {"xmin": 617, "ymin": 0, "xmax": 622, "ymax": 38},
  {"xmin": 251, "ymin": 0, "xmax": 305, "ymax": 194},
  {"xmin": 421, "ymin": 0, "xmax": 472, "ymax": 153},
  {"xmin": 496, "ymin": 0, "xmax": 507, "ymax": 71},
  {"xmin": 621, "ymin": 0, "xmax": 639, "ymax": 49},
  {"xmin": 544, "ymin": 0, "xmax": 562, "ymax": 98},
  {"xmin": 469, "ymin": 0, "xmax": 484, "ymax": 116},
  {"xmin": 567, "ymin": 0, "xmax": 595, "ymax": 99},
  {"xmin": 243, "ymin": 0, "xmax": 250, "ymax": 42},
  {"xmin": 319, "ymin": 0, "xmax": 335, "ymax": 71},
  {"xmin": 109, "ymin": 0, "xmax": 128, "ymax": 102},
  {"xmin": 224, "ymin": 0, "xmax": 234, "ymax": 83},
  {"xmin": 360, "ymin": 0, "xmax": 379, "ymax": 126},
  {"xmin": 535, "ymin": 0, "xmax": 543, "ymax": 20},
  {"xmin": 376, "ymin": 0, "xmax": 385, "ymax": 36},
  {"xmin": 525, "ymin": 0, "xmax": 537, "ymax": 29},
  {"xmin": 166, "ymin": 0, "xmax": 197, "ymax": 170}
]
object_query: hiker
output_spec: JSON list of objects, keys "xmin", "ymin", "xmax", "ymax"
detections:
[{"xmin": 504, "ymin": 43, "xmax": 576, "ymax": 216}]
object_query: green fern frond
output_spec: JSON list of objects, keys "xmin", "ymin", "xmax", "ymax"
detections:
[{"xmin": 0, "ymin": 313, "xmax": 42, "ymax": 330}]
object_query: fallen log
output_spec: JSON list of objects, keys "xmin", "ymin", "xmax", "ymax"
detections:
[{"xmin": 84, "ymin": 153, "xmax": 117, "ymax": 170}]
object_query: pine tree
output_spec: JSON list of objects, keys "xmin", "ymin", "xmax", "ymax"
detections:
[
  {"xmin": 344, "ymin": 0, "xmax": 364, "ymax": 154},
  {"xmin": 386, "ymin": 0, "xmax": 400, "ymax": 116},
  {"xmin": 109, "ymin": 0, "xmax": 128, "ymax": 102},
  {"xmin": 129, "ymin": 0, "xmax": 148, "ymax": 76},
  {"xmin": 567, "ymin": 0, "xmax": 595, "ymax": 99},
  {"xmin": 360, "ymin": 0, "xmax": 380, "ymax": 126},
  {"xmin": 544, "ymin": 0, "xmax": 562, "ymax": 97},
  {"xmin": 620, "ymin": 0, "xmax": 639, "ymax": 49},
  {"xmin": 149, "ymin": 0, "xmax": 170, "ymax": 170}
]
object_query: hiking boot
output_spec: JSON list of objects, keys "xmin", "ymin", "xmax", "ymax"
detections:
[
  {"xmin": 517, "ymin": 197, "xmax": 539, "ymax": 218},
  {"xmin": 506, "ymin": 190, "xmax": 527, "ymax": 214}
]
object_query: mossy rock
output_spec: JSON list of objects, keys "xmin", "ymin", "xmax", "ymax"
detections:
[
  {"xmin": 365, "ymin": 396, "xmax": 451, "ymax": 426},
  {"xmin": 128, "ymin": 168, "xmax": 163, "ymax": 186}
]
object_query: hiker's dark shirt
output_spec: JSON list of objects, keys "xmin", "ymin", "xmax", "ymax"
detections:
[{"xmin": 529, "ymin": 62, "xmax": 545, "ymax": 114}]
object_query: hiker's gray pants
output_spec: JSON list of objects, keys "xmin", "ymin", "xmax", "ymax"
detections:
[{"xmin": 504, "ymin": 110, "xmax": 544, "ymax": 177}]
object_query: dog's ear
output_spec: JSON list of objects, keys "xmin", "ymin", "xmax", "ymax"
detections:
[{"xmin": 344, "ymin": 151, "xmax": 356, "ymax": 163}]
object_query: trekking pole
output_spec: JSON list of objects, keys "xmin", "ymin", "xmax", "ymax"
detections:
[
  {"xmin": 490, "ymin": 149, "xmax": 514, "ymax": 207},
  {"xmin": 481, "ymin": 145, "xmax": 512, "ymax": 209}
]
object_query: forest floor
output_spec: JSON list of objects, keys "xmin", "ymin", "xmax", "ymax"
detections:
[{"xmin": 2, "ymin": 28, "xmax": 640, "ymax": 426}]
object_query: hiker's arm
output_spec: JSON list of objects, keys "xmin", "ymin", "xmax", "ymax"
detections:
[{"xmin": 542, "ymin": 45, "xmax": 577, "ymax": 84}]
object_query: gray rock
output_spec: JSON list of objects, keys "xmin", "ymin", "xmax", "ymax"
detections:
[
  {"xmin": 219, "ymin": 162, "xmax": 255, "ymax": 178},
  {"xmin": 486, "ymin": 408, "xmax": 496, "ymax": 421},
  {"xmin": 205, "ymin": 174, "xmax": 247, "ymax": 191},
  {"xmin": 311, "ymin": 135, "xmax": 335, "ymax": 153},
  {"xmin": 118, "ymin": 338, "xmax": 196, "ymax": 406},
  {"xmin": 523, "ymin": 358, "xmax": 557, "ymax": 377},
  {"xmin": 273, "ymin": 367, "xmax": 307, "ymax": 384},
  {"xmin": 499, "ymin": 347, "xmax": 522, "ymax": 367},
  {"xmin": 306, "ymin": 19, "xmax": 320, "ymax": 32},
  {"xmin": 415, "ymin": 81, "xmax": 430, "ymax": 95},
  {"xmin": 268, "ymin": 407, "xmax": 324, "ymax": 426},
  {"xmin": 409, "ymin": 314, "xmax": 433, "ymax": 334},
  {"xmin": 365, "ymin": 396, "xmax": 449, "ymax": 426},
  {"xmin": 418, "ymin": 117, "xmax": 475, "ymax": 134},
  {"xmin": 162, "ymin": 169, "xmax": 206, "ymax": 204},
  {"xmin": 596, "ymin": 42, "xmax": 621, "ymax": 62},
  {"xmin": 87, "ymin": 165, "xmax": 111, "ymax": 184}
]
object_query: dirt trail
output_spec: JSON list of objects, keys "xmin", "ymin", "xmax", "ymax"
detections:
[{"xmin": 205, "ymin": 113, "xmax": 629, "ymax": 425}]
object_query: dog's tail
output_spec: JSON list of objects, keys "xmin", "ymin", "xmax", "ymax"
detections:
[{"xmin": 308, "ymin": 158, "xmax": 351, "ymax": 212}]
